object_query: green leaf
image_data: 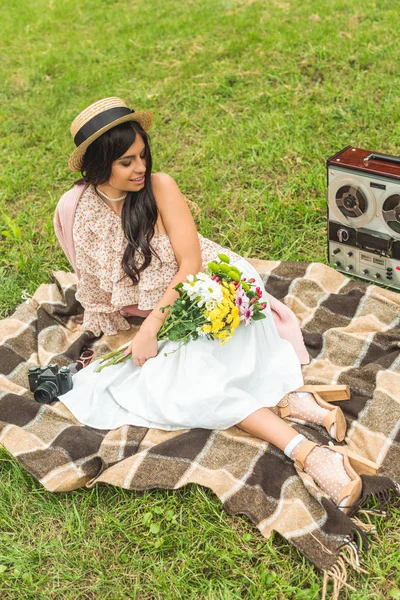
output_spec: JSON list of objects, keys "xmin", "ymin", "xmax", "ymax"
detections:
[
  {"xmin": 1, "ymin": 213, "xmax": 22, "ymax": 241},
  {"xmin": 169, "ymin": 331, "xmax": 182, "ymax": 341},
  {"xmin": 207, "ymin": 261, "xmax": 219, "ymax": 272},
  {"xmin": 252, "ymin": 312, "xmax": 266, "ymax": 321},
  {"xmin": 142, "ymin": 512, "xmax": 152, "ymax": 525},
  {"xmin": 219, "ymin": 263, "xmax": 230, "ymax": 273},
  {"xmin": 149, "ymin": 522, "xmax": 161, "ymax": 534}
]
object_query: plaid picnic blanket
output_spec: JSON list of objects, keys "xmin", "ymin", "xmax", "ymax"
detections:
[{"xmin": 0, "ymin": 260, "xmax": 399, "ymax": 599}]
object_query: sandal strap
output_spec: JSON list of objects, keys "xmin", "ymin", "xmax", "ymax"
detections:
[
  {"xmin": 277, "ymin": 394, "xmax": 291, "ymax": 418},
  {"xmin": 293, "ymin": 440, "xmax": 317, "ymax": 471}
]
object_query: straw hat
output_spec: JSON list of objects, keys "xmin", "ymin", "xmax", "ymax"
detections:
[{"xmin": 68, "ymin": 97, "xmax": 154, "ymax": 172}]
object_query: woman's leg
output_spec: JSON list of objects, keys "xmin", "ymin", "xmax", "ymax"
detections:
[
  {"xmin": 236, "ymin": 407, "xmax": 299, "ymax": 451},
  {"xmin": 236, "ymin": 408, "xmax": 353, "ymax": 507}
]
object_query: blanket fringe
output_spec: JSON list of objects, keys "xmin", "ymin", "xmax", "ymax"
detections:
[
  {"xmin": 350, "ymin": 478, "xmax": 399, "ymax": 516},
  {"xmin": 321, "ymin": 538, "xmax": 369, "ymax": 600},
  {"xmin": 358, "ymin": 508, "xmax": 386, "ymax": 517},
  {"xmin": 350, "ymin": 514, "xmax": 376, "ymax": 534},
  {"xmin": 322, "ymin": 482, "xmax": 400, "ymax": 598},
  {"xmin": 322, "ymin": 557, "xmax": 357, "ymax": 600}
]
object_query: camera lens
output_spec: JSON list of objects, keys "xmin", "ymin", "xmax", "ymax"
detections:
[{"xmin": 34, "ymin": 381, "xmax": 59, "ymax": 404}]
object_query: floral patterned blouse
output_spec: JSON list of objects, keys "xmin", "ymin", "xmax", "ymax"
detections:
[{"xmin": 73, "ymin": 185, "xmax": 242, "ymax": 336}]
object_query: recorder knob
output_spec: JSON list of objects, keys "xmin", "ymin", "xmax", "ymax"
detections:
[
  {"xmin": 345, "ymin": 265, "xmax": 353, "ymax": 272},
  {"xmin": 347, "ymin": 251, "xmax": 353, "ymax": 257},
  {"xmin": 337, "ymin": 228, "xmax": 349, "ymax": 242},
  {"xmin": 332, "ymin": 248, "xmax": 341, "ymax": 255},
  {"xmin": 333, "ymin": 261, "xmax": 341, "ymax": 267},
  {"xmin": 362, "ymin": 269, "xmax": 369, "ymax": 275},
  {"xmin": 374, "ymin": 273, "xmax": 381, "ymax": 279}
]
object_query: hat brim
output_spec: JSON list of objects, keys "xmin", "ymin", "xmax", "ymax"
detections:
[{"xmin": 68, "ymin": 110, "xmax": 154, "ymax": 172}]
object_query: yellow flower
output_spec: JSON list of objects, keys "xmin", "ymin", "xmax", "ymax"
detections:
[
  {"xmin": 231, "ymin": 306, "xmax": 239, "ymax": 317},
  {"xmin": 222, "ymin": 286, "xmax": 232, "ymax": 297},
  {"xmin": 215, "ymin": 329, "xmax": 234, "ymax": 345},
  {"xmin": 208, "ymin": 308, "xmax": 221, "ymax": 322},
  {"xmin": 226, "ymin": 314, "xmax": 233, "ymax": 324},
  {"xmin": 229, "ymin": 283, "xmax": 236, "ymax": 294},
  {"xmin": 202, "ymin": 324, "xmax": 212, "ymax": 333},
  {"xmin": 211, "ymin": 320, "xmax": 224, "ymax": 333},
  {"xmin": 231, "ymin": 316, "xmax": 241, "ymax": 328},
  {"xmin": 220, "ymin": 302, "xmax": 230, "ymax": 316},
  {"xmin": 216, "ymin": 330, "xmax": 228, "ymax": 339}
]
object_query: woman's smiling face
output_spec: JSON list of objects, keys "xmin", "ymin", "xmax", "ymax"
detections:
[{"xmin": 108, "ymin": 134, "xmax": 147, "ymax": 192}]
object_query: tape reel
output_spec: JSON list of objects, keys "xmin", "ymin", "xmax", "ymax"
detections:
[
  {"xmin": 381, "ymin": 188, "xmax": 400, "ymax": 238},
  {"xmin": 328, "ymin": 176, "xmax": 376, "ymax": 228}
]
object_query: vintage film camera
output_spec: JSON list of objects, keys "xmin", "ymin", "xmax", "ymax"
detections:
[
  {"xmin": 327, "ymin": 146, "xmax": 400, "ymax": 291},
  {"xmin": 28, "ymin": 364, "xmax": 73, "ymax": 404}
]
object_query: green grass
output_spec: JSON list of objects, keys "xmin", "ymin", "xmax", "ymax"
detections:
[
  {"xmin": 0, "ymin": 0, "xmax": 399, "ymax": 597},
  {"xmin": 1, "ymin": 447, "xmax": 399, "ymax": 600}
]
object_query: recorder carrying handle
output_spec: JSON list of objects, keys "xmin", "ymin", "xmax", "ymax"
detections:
[{"xmin": 364, "ymin": 152, "xmax": 400, "ymax": 165}]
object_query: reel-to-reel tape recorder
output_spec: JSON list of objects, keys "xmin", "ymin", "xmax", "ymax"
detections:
[{"xmin": 327, "ymin": 146, "xmax": 400, "ymax": 291}]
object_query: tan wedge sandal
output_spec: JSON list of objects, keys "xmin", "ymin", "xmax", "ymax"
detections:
[
  {"xmin": 293, "ymin": 441, "xmax": 378, "ymax": 515},
  {"xmin": 296, "ymin": 384, "xmax": 351, "ymax": 402},
  {"xmin": 277, "ymin": 385, "xmax": 350, "ymax": 442}
]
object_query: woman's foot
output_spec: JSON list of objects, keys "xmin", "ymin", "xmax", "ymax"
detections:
[
  {"xmin": 278, "ymin": 389, "xmax": 347, "ymax": 442},
  {"xmin": 289, "ymin": 439, "xmax": 378, "ymax": 514},
  {"xmin": 293, "ymin": 443, "xmax": 351, "ymax": 505},
  {"xmin": 286, "ymin": 392, "xmax": 330, "ymax": 423}
]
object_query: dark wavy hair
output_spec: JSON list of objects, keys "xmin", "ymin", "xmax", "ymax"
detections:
[{"xmin": 75, "ymin": 121, "xmax": 160, "ymax": 285}]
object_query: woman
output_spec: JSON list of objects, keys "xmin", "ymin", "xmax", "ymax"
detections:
[{"xmin": 55, "ymin": 97, "xmax": 377, "ymax": 514}]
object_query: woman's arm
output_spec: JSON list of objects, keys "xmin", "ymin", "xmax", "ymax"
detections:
[
  {"xmin": 126, "ymin": 173, "xmax": 203, "ymax": 366},
  {"xmin": 144, "ymin": 173, "xmax": 202, "ymax": 329}
]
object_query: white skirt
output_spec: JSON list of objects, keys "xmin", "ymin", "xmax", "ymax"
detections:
[{"xmin": 59, "ymin": 259, "xmax": 303, "ymax": 431}]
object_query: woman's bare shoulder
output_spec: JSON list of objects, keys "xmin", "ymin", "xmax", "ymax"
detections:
[{"xmin": 151, "ymin": 172, "xmax": 180, "ymax": 195}]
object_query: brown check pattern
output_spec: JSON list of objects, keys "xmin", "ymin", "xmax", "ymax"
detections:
[{"xmin": 0, "ymin": 262, "xmax": 399, "ymax": 593}]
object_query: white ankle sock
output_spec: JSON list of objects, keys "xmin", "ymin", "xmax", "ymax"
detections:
[{"xmin": 283, "ymin": 433, "xmax": 306, "ymax": 458}]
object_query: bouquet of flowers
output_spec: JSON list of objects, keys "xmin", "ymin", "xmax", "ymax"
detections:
[{"xmin": 96, "ymin": 254, "xmax": 267, "ymax": 372}]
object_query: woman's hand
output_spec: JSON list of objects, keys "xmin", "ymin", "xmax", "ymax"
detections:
[{"xmin": 124, "ymin": 322, "xmax": 159, "ymax": 367}]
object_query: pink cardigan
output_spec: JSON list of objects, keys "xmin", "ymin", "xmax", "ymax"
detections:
[{"xmin": 54, "ymin": 185, "xmax": 309, "ymax": 364}]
